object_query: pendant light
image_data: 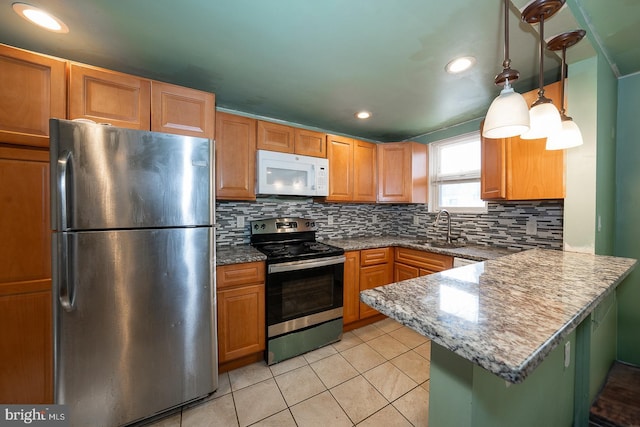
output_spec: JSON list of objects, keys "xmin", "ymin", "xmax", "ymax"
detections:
[
  {"xmin": 483, "ymin": 0, "xmax": 530, "ymax": 139},
  {"xmin": 545, "ymin": 30, "xmax": 586, "ymax": 150},
  {"xmin": 520, "ymin": 0, "xmax": 564, "ymax": 140}
]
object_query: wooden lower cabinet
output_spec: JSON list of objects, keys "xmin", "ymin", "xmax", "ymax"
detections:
[
  {"xmin": 0, "ymin": 145, "xmax": 52, "ymax": 403},
  {"xmin": 0, "ymin": 289, "xmax": 52, "ymax": 403},
  {"xmin": 359, "ymin": 263, "xmax": 393, "ymax": 319},
  {"xmin": 343, "ymin": 251, "xmax": 361, "ymax": 325},
  {"xmin": 216, "ymin": 262, "xmax": 265, "ymax": 371},
  {"xmin": 343, "ymin": 248, "xmax": 393, "ymax": 329},
  {"xmin": 394, "ymin": 247, "xmax": 453, "ymax": 280}
]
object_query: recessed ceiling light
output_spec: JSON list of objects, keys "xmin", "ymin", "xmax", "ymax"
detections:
[
  {"xmin": 445, "ymin": 56, "xmax": 476, "ymax": 74},
  {"xmin": 13, "ymin": 3, "xmax": 69, "ymax": 33},
  {"xmin": 355, "ymin": 111, "xmax": 372, "ymax": 119}
]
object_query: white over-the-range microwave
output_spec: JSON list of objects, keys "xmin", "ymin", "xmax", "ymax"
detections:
[{"xmin": 256, "ymin": 150, "xmax": 329, "ymax": 197}]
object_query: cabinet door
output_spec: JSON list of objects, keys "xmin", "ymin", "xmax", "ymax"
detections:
[
  {"xmin": 481, "ymin": 134, "xmax": 507, "ymax": 200},
  {"xmin": 151, "ymin": 81, "xmax": 215, "ymax": 139},
  {"xmin": 294, "ymin": 128, "xmax": 326, "ymax": 157},
  {"xmin": 395, "ymin": 247, "xmax": 453, "ymax": 272},
  {"xmin": 353, "ymin": 140, "xmax": 377, "ymax": 202},
  {"xmin": 377, "ymin": 142, "xmax": 411, "ymax": 202},
  {"xmin": 0, "ymin": 289, "xmax": 52, "ymax": 403},
  {"xmin": 217, "ymin": 284, "xmax": 265, "ymax": 363},
  {"xmin": 0, "ymin": 45, "xmax": 66, "ymax": 147},
  {"xmin": 359, "ymin": 263, "xmax": 393, "ymax": 319},
  {"xmin": 507, "ymin": 137, "xmax": 565, "ymax": 200},
  {"xmin": 68, "ymin": 63, "xmax": 151, "ymax": 130},
  {"xmin": 257, "ymin": 121, "xmax": 294, "ymax": 153},
  {"xmin": 0, "ymin": 147, "xmax": 51, "ymax": 288},
  {"xmin": 326, "ymin": 135, "xmax": 354, "ymax": 201},
  {"xmin": 0, "ymin": 146, "xmax": 52, "ymax": 403},
  {"xmin": 394, "ymin": 263, "xmax": 419, "ymax": 282},
  {"xmin": 215, "ymin": 112, "xmax": 256, "ymax": 200},
  {"xmin": 343, "ymin": 251, "xmax": 360, "ymax": 325}
]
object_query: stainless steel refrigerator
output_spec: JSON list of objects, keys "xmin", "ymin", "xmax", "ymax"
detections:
[{"xmin": 50, "ymin": 119, "xmax": 217, "ymax": 426}]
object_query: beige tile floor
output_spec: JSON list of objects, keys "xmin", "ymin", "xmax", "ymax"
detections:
[{"xmin": 145, "ymin": 318, "xmax": 431, "ymax": 427}]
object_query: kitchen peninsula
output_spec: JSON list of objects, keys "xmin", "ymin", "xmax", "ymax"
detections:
[{"xmin": 360, "ymin": 249, "xmax": 636, "ymax": 427}]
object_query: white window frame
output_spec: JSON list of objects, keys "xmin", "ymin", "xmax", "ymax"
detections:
[{"xmin": 428, "ymin": 131, "xmax": 487, "ymax": 213}]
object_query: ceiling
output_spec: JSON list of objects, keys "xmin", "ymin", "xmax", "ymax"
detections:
[{"xmin": 0, "ymin": 0, "xmax": 638, "ymax": 142}]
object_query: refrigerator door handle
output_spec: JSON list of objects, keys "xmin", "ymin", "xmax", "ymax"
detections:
[
  {"xmin": 58, "ymin": 233, "xmax": 75, "ymax": 312},
  {"xmin": 57, "ymin": 151, "xmax": 72, "ymax": 230}
]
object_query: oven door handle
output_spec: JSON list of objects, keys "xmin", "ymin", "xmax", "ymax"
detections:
[{"xmin": 268, "ymin": 255, "xmax": 346, "ymax": 274}]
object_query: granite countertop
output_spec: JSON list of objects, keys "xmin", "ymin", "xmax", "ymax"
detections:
[
  {"xmin": 326, "ymin": 236, "xmax": 517, "ymax": 261},
  {"xmin": 216, "ymin": 245, "xmax": 266, "ymax": 266},
  {"xmin": 360, "ymin": 248, "xmax": 637, "ymax": 383},
  {"xmin": 215, "ymin": 235, "xmax": 517, "ymax": 266}
]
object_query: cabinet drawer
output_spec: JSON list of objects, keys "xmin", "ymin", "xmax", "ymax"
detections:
[
  {"xmin": 216, "ymin": 262, "xmax": 265, "ymax": 289},
  {"xmin": 395, "ymin": 248, "xmax": 453, "ymax": 272},
  {"xmin": 360, "ymin": 247, "xmax": 392, "ymax": 267}
]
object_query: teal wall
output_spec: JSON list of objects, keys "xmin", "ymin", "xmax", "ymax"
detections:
[
  {"xmin": 430, "ymin": 333, "xmax": 576, "ymax": 427},
  {"xmin": 615, "ymin": 72, "xmax": 640, "ymax": 364},
  {"xmin": 594, "ymin": 54, "xmax": 618, "ymax": 256}
]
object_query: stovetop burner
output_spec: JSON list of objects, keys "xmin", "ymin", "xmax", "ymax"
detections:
[{"xmin": 250, "ymin": 217, "xmax": 344, "ymax": 263}]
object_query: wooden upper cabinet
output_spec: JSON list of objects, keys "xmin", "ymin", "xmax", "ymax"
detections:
[
  {"xmin": 377, "ymin": 142, "xmax": 428, "ymax": 203},
  {"xmin": 257, "ymin": 121, "xmax": 327, "ymax": 157},
  {"xmin": 353, "ymin": 140, "xmax": 377, "ymax": 202},
  {"xmin": 215, "ymin": 112, "xmax": 257, "ymax": 200},
  {"xmin": 326, "ymin": 135, "xmax": 377, "ymax": 202},
  {"xmin": 326, "ymin": 135, "xmax": 354, "ymax": 202},
  {"xmin": 0, "ymin": 44, "xmax": 66, "ymax": 147},
  {"xmin": 151, "ymin": 81, "xmax": 215, "ymax": 139},
  {"xmin": 295, "ymin": 128, "xmax": 326, "ymax": 157},
  {"xmin": 481, "ymin": 81, "xmax": 565, "ymax": 201},
  {"xmin": 68, "ymin": 62, "xmax": 151, "ymax": 130},
  {"xmin": 257, "ymin": 120, "xmax": 294, "ymax": 153}
]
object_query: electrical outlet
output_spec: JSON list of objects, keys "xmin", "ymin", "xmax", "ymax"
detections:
[
  {"xmin": 236, "ymin": 215, "xmax": 244, "ymax": 228},
  {"xmin": 328, "ymin": 215, "xmax": 334, "ymax": 225},
  {"xmin": 564, "ymin": 341, "xmax": 571, "ymax": 368},
  {"xmin": 372, "ymin": 214, "xmax": 378, "ymax": 224},
  {"xmin": 413, "ymin": 215, "xmax": 419, "ymax": 225},
  {"xmin": 526, "ymin": 219, "xmax": 537, "ymax": 236}
]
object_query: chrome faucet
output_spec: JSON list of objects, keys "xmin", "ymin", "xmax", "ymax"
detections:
[{"xmin": 435, "ymin": 209, "xmax": 452, "ymax": 244}]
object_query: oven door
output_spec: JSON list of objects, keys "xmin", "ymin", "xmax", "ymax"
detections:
[{"xmin": 266, "ymin": 255, "xmax": 344, "ymax": 337}]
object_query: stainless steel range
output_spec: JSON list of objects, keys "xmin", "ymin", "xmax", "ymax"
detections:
[{"xmin": 250, "ymin": 217, "xmax": 345, "ymax": 365}]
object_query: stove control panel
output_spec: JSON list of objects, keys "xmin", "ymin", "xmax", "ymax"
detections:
[{"xmin": 250, "ymin": 217, "xmax": 317, "ymax": 234}]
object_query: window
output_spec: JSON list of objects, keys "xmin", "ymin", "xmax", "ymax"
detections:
[{"xmin": 429, "ymin": 131, "xmax": 486, "ymax": 213}]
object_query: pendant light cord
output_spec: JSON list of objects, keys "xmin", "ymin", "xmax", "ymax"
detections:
[
  {"xmin": 559, "ymin": 47, "xmax": 567, "ymax": 116},
  {"xmin": 503, "ymin": 0, "xmax": 511, "ymax": 70},
  {"xmin": 538, "ymin": 13, "xmax": 546, "ymax": 99}
]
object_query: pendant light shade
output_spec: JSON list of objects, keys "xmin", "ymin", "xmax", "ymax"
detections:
[
  {"xmin": 520, "ymin": 0, "xmax": 564, "ymax": 140},
  {"xmin": 482, "ymin": 0, "xmax": 529, "ymax": 138},
  {"xmin": 546, "ymin": 118, "xmax": 583, "ymax": 149},
  {"xmin": 521, "ymin": 101, "xmax": 562, "ymax": 139},
  {"xmin": 484, "ymin": 82, "xmax": 530, "ymax": 138},
  {"xmin": 545, "ymin": 29, "xmax": 587, "ymax": 150}
]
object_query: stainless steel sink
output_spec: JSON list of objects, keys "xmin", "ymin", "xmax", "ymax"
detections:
[{"xmin": 413, "ymin": 240, "xmax": 465, "ymax": 249}]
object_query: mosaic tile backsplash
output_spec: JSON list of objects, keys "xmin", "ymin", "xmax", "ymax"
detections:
[{"xmin": 216, "ymin": 197, "xmax": 563, "ymax": 251}]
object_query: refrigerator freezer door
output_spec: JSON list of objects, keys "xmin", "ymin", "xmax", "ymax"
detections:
[
  {"xmin": 53, "ymin": 227, "xmax": 216, "ymax": 427},
  {"xmin": 50, "ymin": 119, "xmax": 212, "ymax": 231}
]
